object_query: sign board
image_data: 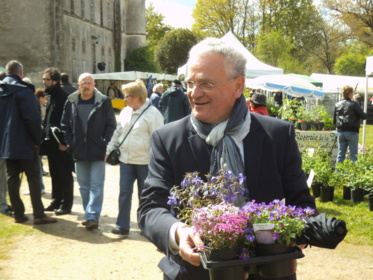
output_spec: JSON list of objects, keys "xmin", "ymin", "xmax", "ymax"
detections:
[{"xmin": 295, "ymin": 130, "xmax": 338, "ymax": 166}]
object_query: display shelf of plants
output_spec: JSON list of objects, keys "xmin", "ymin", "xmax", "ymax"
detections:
[
  {"xmin": 301, "ymin": 143, "xmax": 373, "ymax": 209},
  {"xmin": 278, "ymin": 99, "xmax": 334, "ymax": 131}
]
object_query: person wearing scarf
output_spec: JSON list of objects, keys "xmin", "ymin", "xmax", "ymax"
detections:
[{"xmin": 138, "ymin": 38, "xmax": 315, "ymax": 280}]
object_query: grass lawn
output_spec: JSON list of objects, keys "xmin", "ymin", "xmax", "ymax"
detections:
[{"xmin": 359, "ymin": 123, "xmax": 373, "ymax": 146}]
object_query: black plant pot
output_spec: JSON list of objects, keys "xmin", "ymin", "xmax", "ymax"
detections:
[
  {"xmin": 350, "ymin": 188, "xmax": 365, "ymax": 203},
  {"xmin": 255, "ymin": 243, "xmax": 297, "ymax": 278},
  {"xmin": 368, "ymin": 195, "xmax": 373, "ymax": 212},
  {"xmin": 208, "ymin": 266, "xmax": 247, "ymax": 280},
  {"xmin": 309, "ymin": 121, "xmax": 318, "ymax": 130},
  {"xmin": 317, "ymin": 122, "xmax": 324, "ymax": 130},
  {"xmin": 320, "ymin": 185, "xmax": 334, "ymax": 202},
  {"xmin": 311, "ymin": 183, "xmax": 322, "ymax": 198},
  {"xmin": 343, "ymin": 186, "xmax": 352, "ymax": 200},
  {"xmin": 206, "ymin": 248, "xmax": 247, "ymax": 280},
  {"xmin": 300, "ymin": 122, "xmax": 309, "ymax": 131}
]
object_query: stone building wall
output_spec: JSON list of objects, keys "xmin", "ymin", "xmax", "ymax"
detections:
[{"xmin": 0, "ymin": 0, "xmax": 146, "ymax": 87}]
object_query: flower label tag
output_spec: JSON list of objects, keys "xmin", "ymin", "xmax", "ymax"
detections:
[{"xmin": 307, "ymin": 169, "xmax": 315, "ymax": 187}]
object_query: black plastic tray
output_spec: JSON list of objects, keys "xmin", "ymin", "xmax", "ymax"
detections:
[{"xmin": 200, "ymin": 246, "xmax": 304, "ymax": 270}]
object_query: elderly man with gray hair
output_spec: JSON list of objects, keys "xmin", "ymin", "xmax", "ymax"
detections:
[
  {"xmin": 61, "ymin": 73, "xmax": 116, "ymax": 230},
  {"xmin": 150, "ymin": 83, "xmax": 164, "ymax": 110}
]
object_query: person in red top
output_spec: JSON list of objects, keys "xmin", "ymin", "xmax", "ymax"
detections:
[{"xmin": 247, "ymin": 93, "xmax": 269, "ymax": 116}]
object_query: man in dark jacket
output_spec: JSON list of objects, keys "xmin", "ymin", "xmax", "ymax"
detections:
[
  {"xmin": 41, "ymin": 67, "xmax": 74, "ymax": 215},
  {"xmin": 60, "ymin": 73, "xmax": 78, "ymax": 94},
  {"xmin": 334, "ymin": 85, "xmax": 367, "ymax": 162},
  {"xmin": 138, "ymin": 38, "xmax": 315, "ymax": 280},
  {"xmin": 0, "ymin": 60, "xmax": 56, "ymax": 224},
  {"xmin": 159, "ymin": 80, "xmax": 190, "ymax": 124},
  {"xmin": 61, "ymin": 73, "xmax": 116, "ymax": 230}
]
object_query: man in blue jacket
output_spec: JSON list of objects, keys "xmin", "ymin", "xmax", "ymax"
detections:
[
  {"xmin": 0, "ymin": 60, "xmax": 56, "ymax": 224},
  {"xmin": 159, "ymin": 80, "xmax": 191, "ymax": 124},
  {"xmin": 61, "ymin": 73, "xmax": 116, "ymax": 230}
]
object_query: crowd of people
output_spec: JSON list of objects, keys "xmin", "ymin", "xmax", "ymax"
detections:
[{"xmin": 0, "ymin": 36, "xmax": 369, "ymax": 280}]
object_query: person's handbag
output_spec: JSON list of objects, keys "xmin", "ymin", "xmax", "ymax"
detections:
[
  {"xmin": 106, "ymin": 104, "xmax": 151, "ymax": 166},
  {"xmin": 106, "ymin": 149, "xmax": 121, "ymax": 165}
]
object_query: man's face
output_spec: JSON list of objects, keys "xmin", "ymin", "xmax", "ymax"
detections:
[
  {"xmin": 186, "ymin": 54, "xmax": 244, "ymax": 124},
  {"xmin": 42, "ymin": 73, "xmax": 57, "ymax": 90},
  {"xmin": 78, "ymin": 76, "xmax": 95, "ymax": 96}
]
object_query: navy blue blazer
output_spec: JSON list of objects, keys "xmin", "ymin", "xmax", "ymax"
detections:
[{"xmin": 138, "ymin": 113, "xmax": 315, "ymax": 280}]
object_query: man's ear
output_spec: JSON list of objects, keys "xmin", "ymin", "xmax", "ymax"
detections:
[{"xmin": 234, "ymin": 76, "xmax": 245, "ymax": 97}]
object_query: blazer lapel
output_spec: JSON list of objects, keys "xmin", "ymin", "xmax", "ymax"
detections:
[
  {"xmin": 188, "ymin": 133, "xmax": 211, "ymax": 176},
  {"xmin": 244, "ymin": 118, "xmax": 264, "ymax": 196}
]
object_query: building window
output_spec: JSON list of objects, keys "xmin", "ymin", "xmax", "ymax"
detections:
[
  {"xmin": 107, "ymin": 2, "xmax": 111, "ymax": 28},
  {"xmin": 82, "ymin": 39, "xmax": 86, "ymax": 54},
  {"xmin": 72, "ymin": 37, "xmax": 76, "ymax": 59},
  {"xmin": 90, "ymin": 0, "xmax": 95, "ymax": 23},
  {"xmin": 81, "ymin": 0, "xmax": 85, "ymax": 18}
]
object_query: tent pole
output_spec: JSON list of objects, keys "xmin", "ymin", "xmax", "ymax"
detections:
[{"xmin": 362, "ymin": 76, "xmax": 369, "ymax": 149}]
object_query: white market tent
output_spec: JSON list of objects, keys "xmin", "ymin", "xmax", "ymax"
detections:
[
  {"xmin": 92, "ymin": 71, "xmax": 177, "ymax": 81},
  {"xmin": 310, "ymin": 73, "xmax": 373, "ymax": 94},
  {"xmin": 362, "ymin": 56, "xmax": 373, "ymax": 148},
  {"xmin": 177, "ymin": 31, "xmax": 283, "ymax": 79}
]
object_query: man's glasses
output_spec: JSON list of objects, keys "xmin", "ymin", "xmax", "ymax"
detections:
[
  {"xmin": 42, "ymin": 78, "xmax": 51, "ymax": 82},
  {"xmin": 79, "ymin": 82, "xmax": 94, "ymax": 86},
  {"xmin": 186, "ymin": 78, "xmax": 235, "ymax": 92}
]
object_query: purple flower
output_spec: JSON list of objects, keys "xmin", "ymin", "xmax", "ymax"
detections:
[{"xmin": 167, "ymin": 195, "xmax": 178, "ymax": 206}]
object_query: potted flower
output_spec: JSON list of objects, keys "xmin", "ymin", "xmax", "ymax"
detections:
[{"xmin": 168, "ymin": 170, "xmax": 315, "ymax": 254}]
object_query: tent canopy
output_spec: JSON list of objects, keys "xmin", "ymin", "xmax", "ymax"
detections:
[
  {"xmin": 246, "ymin": 74, "xmax": 324, "ymax": 100},
  {"xmin": 311, "ymin": 73, "xmax": 373, "ymax": 94},
  {"xmin": 288, "ymin": 73, "xmax": 323, "ymax": 88},
  {"xmin": 92, "ymin": 71, "xmax": 176, "ymax": 81},
  {"xmin": 177, "ymin": 31, "xmax": 283, "ymax": 79}
]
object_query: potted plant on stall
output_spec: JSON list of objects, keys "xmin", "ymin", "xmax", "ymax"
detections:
[
  {"xmin": 312, "ymin": 150, "xmax": 333, "ymax": 202},
  {"xmin": 279, "ymin": 99, "xmax": 297, "ymax": 124},
  {"xmin": 312, "ymin": 105, "xmax": 334, "ymax": 130},
  {"xmin": 334, "ymin": 160, "xmax": 353, "ymax": 200}
]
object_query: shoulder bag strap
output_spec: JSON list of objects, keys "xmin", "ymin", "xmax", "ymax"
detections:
[{"xmin": 116, "ymin": 104, "xmax": 151, "ymax": 148}]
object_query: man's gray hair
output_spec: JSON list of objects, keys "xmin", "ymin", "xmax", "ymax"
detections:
[
  {"xmin": 152, "ymin": 83, "xmax": 163, "ymax": 92},
  {"xmin": 6, "ymin": 60, "xmax": 23, "ymax": 75},
  {"xmin": 78, "ymin": 72, "xmax": 95, "ymax": 82},
  {"xmin": 187, "ymin": 38, "xmax": 247, "ymax": 78}
]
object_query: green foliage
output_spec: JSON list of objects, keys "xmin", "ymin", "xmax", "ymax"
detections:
[
  {"xmin": 155, "ymin": 28, "xmax": 198, "ymax": 74},
  {"xmin": 146, "ymin": 2, "xmax": 172, "ymax": 50},
  {"xmin": 334, "ymin": 53, "xmax": 366, "ymax": 76},
  {"xmin": 324, "ymin": 0, "xmax": 373, "ymax": 47},
  {"xmin": 255, "ymin": 30, "xmax": 297, "ymax": 70},
  {"xmin": 125, "ymin": 46, "xmax": 160, "ymax": 72},
  {"xmin": 192, "ymin": 0, "xmax": 256, "ymax": 47}
]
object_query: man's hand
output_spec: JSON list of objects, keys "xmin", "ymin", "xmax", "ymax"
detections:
[
  {"xmin": 176, "ymin": 225, "xmax": 204, "ymax": 266},
  {"xmin": 59, "ymin": 144, "xmax": 68, "ymax": 152}
]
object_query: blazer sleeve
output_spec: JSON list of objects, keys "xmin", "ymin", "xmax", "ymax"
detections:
[{"xmin": 138, "ymin": 129, "xmax": 180, "ymax": 254}]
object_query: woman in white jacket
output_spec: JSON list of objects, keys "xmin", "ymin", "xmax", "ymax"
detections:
[{"xmin": 106, "ymin": 79, "xmax": 164, "ymax": 236}]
